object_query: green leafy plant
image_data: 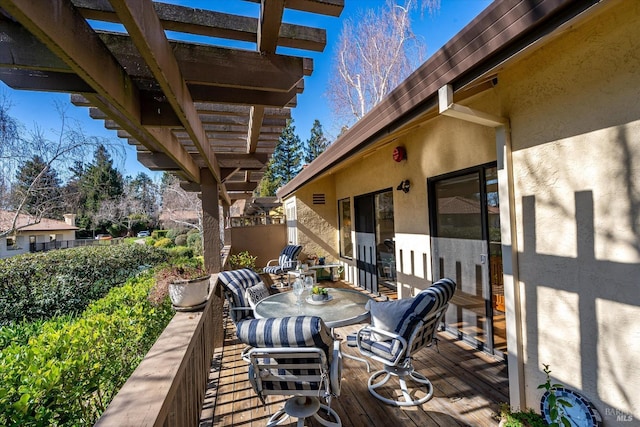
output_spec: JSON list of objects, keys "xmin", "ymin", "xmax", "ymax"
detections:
[
  {"xmin": 538, "ymin": 364, "xmax": 573, "ymax": 427},
  {"xmin": 311, "ymin": 286, "xmax": 328, "ymax": 296},
  {"xmin": 0, "ymin": 244, "xmax": 167, "ymax": 325},
  {"xmin": 0, "ymin": 273, "xmax": 174, "ymax": 426},
  {"xmin": 228, "ymin": 250, "xmax": 257, "ymax": 270},
  {"xmin": 497, "ymin": 403, "xmax": 546, "ymax": 427}
]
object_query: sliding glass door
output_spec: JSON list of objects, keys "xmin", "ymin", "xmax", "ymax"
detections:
[{"xmin": 429, "ymin": 164, "xmax": 505, "ymax": 356}]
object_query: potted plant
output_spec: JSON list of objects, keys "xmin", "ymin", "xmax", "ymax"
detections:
[
  {"xmin": 155, "ymin": 262, "xmax": 211, "ymax": 309},
  {"xmin": 311, "ymin": 285, "xmax": 329, "ymax": 301}
]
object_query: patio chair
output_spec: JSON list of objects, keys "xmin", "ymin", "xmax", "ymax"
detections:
[
  {"xmin": 237, "ymin": 316, "xmax": 343, "ymax": 427},
  {"xmin": 262, "ymin": 244, "xmax": 303, "ymax": 287},
  {"xmin": 350, "ymin": 278, "xmax": 456, "ymax": 406},
  {"xmin": 218, "ymin": 268, "xmax": 263, "ymax": 324}
]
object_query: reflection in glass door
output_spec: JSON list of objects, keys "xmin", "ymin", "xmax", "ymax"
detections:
[
  {"xmin": 355, "ymin": 189, "xmax": 396, "ymax": 295},
  {"xmin": 429, "ymin": 164, "xmax": 505, "ymax": 356}
]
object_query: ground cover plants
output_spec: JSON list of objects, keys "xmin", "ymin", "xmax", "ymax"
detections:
[
  {"xmin": 0, "ymin": 273, "xmax": 174, "ymax": 426},
  {"xmin": 0, "ymin": 244, "xmax": 168, "ymax": 325}
]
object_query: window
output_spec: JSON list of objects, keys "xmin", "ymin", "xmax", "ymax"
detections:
[
  {"xmin": 338, "ymin": 198, "xmax": 353, "ymax": 258},
  {"xmin": 6, "ymin": 236, "xmax": 18, "ymax": 250}
]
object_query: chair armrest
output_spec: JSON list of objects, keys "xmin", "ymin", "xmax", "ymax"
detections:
[
  {"xmin": 330, "ymin": 341, "xmax": 342, "ymax": 397},
  {"xmin": 356, "ymin": 325, "xmax": 409, "ymax": 366},
  {"xmin": 229, "ymin": 305, "xmax": 253, "ymax": 312},
  {"xmin": 266, "ymin": 258, "xmax": 279, "ymax": 266}
]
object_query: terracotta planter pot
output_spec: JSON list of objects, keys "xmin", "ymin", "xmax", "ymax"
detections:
[{"xmin": 168, "ymin": 275, "xmax": 211, "ymax": 308}]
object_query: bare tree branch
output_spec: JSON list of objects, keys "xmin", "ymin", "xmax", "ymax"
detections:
[{"xmin": 326, "ymin": 0, "xmax": 437, "ymax": 129}]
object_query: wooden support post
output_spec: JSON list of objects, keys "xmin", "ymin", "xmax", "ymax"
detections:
[{"xmin": 200, "ymin": 168, "xmax": 224, "ymax": 348}]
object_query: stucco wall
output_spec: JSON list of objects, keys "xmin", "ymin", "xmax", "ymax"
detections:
[
  {"xmin": 228, "ymin": 224, "xmax": 286, "ymax": 267},
  {"xmin": 331, "ymin": 116, "xmax": 495, "ymax": 297},
  {"xmin": 499, "ymin": 1, "xmax": 640, "ymax": 420},
  {"xmin": 292, "ymin": 174, "xmax": 339, "ymax": 263}
]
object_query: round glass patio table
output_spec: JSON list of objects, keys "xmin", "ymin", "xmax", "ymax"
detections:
[{"xmin": 254, "ymin": 288, "xmax": 373, "ymax": 328}]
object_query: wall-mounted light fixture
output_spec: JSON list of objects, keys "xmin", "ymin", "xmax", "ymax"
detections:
[{"xmin": 397, "ymin": 179, "xmax": 410, "ymax": 193}]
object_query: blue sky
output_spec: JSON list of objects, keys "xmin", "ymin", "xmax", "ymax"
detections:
[{"xmin": 1, "ymin": 0, "xmax": 491, "ymax": 178}]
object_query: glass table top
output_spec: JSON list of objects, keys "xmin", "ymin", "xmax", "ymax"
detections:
[{"xmin": 254, "ymin": 288, "xmax": 373, "ymax": 328}]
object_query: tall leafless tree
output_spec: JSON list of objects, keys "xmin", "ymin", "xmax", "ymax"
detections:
[
  {"xmin": 326, "ymin": 0, "xmax": 440, "ymax": 129},
  {"xmin": 160, "ymin": 174, "xmax": 203, "ymax": 233},
  {"xmin": 0, "ymin": 97, "xmax": 122, "ymax": 237}
]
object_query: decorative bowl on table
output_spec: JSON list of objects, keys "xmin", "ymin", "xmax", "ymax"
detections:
[
  {"xmin": 307, "ymin": 286, "xmax": 332, "ymax": 304},
  {"xmin": 311, "ymin": 293, "xmax": 329, "ymax": 301}
]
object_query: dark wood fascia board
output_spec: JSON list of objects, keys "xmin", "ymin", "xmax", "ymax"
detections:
[{"xmin": 277, "ymin": 0, "xmax": 599, "ymax": 198}]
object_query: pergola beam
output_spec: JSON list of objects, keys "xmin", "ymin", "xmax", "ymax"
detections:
[
  {"xmin": 108, "ymin": 0, "xmax": 223, "ymax": 191},
  {"xmin": 0, "ymin": 0, "xmax": 202, "ymax": 183},
  {"xmin": 73, "ymin": 0, "xmax": 328, "ymax": 52},
  {"xmin": 247, "ymin": 0, "xmax": 344, "ymax": 17}
]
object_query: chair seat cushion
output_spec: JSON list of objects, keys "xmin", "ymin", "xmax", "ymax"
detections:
[
  {"xmin": 346, "ymin": 332, "xmax": 403, "ymax": 362},
  {"xmin": 262, "ymin": 265, "xmax": 285, "ymax": 274}
]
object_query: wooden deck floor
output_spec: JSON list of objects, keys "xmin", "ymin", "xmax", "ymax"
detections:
[{"xmin": 200, "ymin": 282, "xmax": 508, "ymax": 427}]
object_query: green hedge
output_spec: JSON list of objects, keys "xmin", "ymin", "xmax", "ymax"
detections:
[
  {"xmin": 0, "ymin": 244, "xmax": 168, "ymax": 325},
  {"xmin": 0, "ymin": 273, "xmax": 174, "ymax": 426}
]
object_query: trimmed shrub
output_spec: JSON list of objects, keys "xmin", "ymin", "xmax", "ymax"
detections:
[
  {"xmin": 153, "ymin": 237, "xmax": 174, "ymax": 248},
  {"xmin": 0, "ymin": 273, "xmax": 174, "ymax": 426},
  {"xmin": 164, "ymin": 246, "xmax": 194, "ymax": 260},
  {"xmin": 0, "ymin": 244, "xmax": 167, "ymax": 325},
  {"xmin": 174, "ymin": 234, "xmax": 188, "ymax": 246},
  {"xmin": 166, "ymin": 228, "xmax": 186, "ymax": 240},
  {"xmin": 186, "ymin": 232, "xmax": 203, "ymax": 256},
  {"xmin": 151, "ymin": 230, "xmax": 168, "ymax": 239}
]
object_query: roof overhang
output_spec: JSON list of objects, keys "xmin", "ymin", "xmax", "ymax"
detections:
[{"xmin": 277, "ymin": 0, "xmax": 605, "ymax": 199}]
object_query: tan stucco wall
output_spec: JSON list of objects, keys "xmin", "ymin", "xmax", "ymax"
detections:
[
  {"xmin": 499, "ymin": 0, "xmax": 640, "ymax": 420},
  {"xmin": 228, "ymin": 224, "xmax": 287, "ymax": 267},
  {"xmin": 330, "ymin": 115, "xmax": 495, "ymax": 296},
  {"xmin": 292, "ymin": 174, "xmax": 339, "ymax": 263}
]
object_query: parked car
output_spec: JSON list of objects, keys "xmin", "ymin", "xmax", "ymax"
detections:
[
  {"xmin": 95, "ymin": 234, "xmax": 112, "ymax": 240},
  {"xmin": 137, "ymin": 230, "xmax": 150, "ymax": 237}
]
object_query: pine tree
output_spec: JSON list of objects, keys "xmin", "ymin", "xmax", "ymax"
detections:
[
  {"xmin": 257, "ymin": 159, "xmax": 281, "ymax": 197},
  {"xmin": 269, "ymin": 119, "xmax": 303, "ymax": 185},
  {"xmin": 79, "ymin": 145, "xmax": 124, "ymax": 226},
  {"xmin": 304, "ymin": 119, "xmax": 329, "ymax": 164},
  {"xmin": 13, "ymin": 155, "xmax": 62, "ymax": 217}
]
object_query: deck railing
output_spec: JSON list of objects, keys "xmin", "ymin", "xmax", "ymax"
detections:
[{"xmin": 95, "ymin": 275, "xmax": 224, "ymax": 427}]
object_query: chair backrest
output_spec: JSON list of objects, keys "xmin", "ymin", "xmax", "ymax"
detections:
[
  {"xmin": 218, "ymin": 268, "xmax": 262, "ymax": 323},
  {"xmin": 406, "ymin": 278, "xmax": 456, "ymax": 353},
  {"xmin": 236, "ymin": 316, "xmax": 338, "ymax": 399},
  {"xmin": 278, "ymin": 244, "xmax": 302, "ymax": 268}
]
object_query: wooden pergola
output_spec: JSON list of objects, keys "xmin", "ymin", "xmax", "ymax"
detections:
[{"xmin": 0, "ymin": 0, "xmax": 342, "ymax": 206}]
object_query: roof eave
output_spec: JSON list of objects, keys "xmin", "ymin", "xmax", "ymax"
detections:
[{"xmin": 277, "ymin": 0, "xmax": 602, "ymax": 199}]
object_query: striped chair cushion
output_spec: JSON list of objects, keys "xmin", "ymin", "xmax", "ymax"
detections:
[
  {"xmin": 237, "ymin": 316, "xmax": 334, "ymax": 393},
  {"xmin": 358, "ymin": 278, "xmax": 457, "ymax": 361},
  {"xmin": 236, "ymin": 316, "xmax": 333, "ymax": 358},
  {"xmin": 263, "ymin": 245, "xmax": 302, "ymax": 274},
  {"xmin": 218, "ymin": 268, "xmax": 262, "ymax": 322}
]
